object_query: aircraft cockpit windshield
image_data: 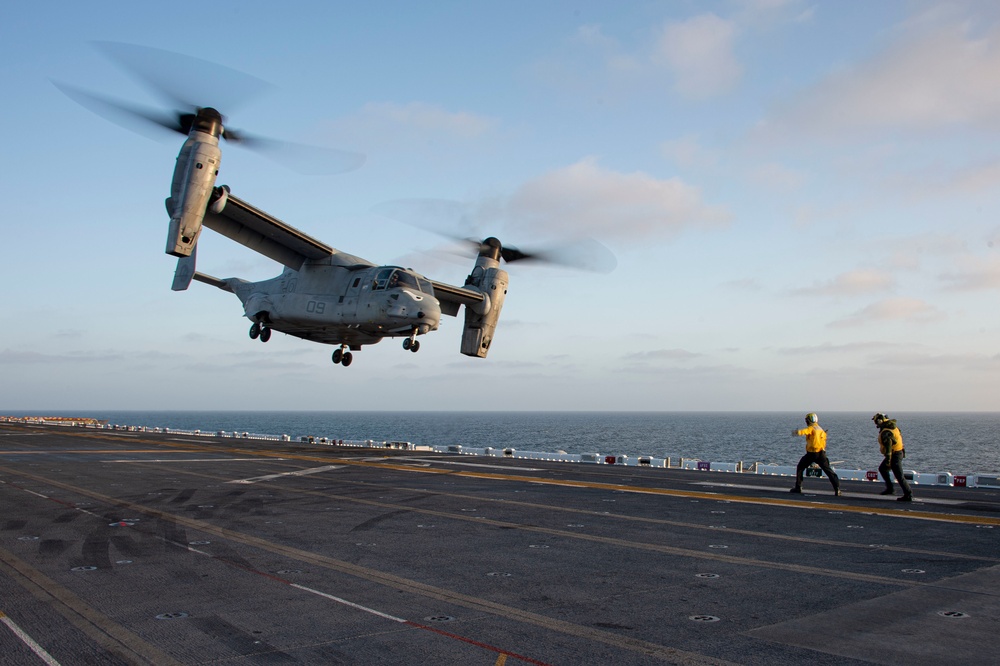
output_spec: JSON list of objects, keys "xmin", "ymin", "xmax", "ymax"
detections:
[{"xmin": 374, "ymin": 267, "xmax": 434, "ymax": 295}]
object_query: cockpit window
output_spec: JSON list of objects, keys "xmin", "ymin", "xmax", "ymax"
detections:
[
  {"xmin": 373, "ymin": 268, "xmax": 393, "ymax": 290},
  {"xmin": 374, "ymin": 268, "xmax": 425, "ymax": 292},
  {"xmin": 392, "ymin": 270, "xmax": 418, "ymax": 290}
]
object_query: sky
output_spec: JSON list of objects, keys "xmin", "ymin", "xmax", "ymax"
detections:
[{"xmin": 2, "ymin": 0, "xmax": 1000, "ymax": 412}]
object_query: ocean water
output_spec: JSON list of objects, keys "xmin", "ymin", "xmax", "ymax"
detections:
[{"xmin": 14, "ymin": 411, "xmax": 999, "ymax": 475}]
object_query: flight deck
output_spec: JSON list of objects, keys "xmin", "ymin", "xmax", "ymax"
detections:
[{"xmin": 1, "ymin": 422, "xmax": 998, "ymax": 665}]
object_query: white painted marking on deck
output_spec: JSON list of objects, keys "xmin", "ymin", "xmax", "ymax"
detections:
[
  {"xmin": 104, "ymin": 458, "xmax": 272, "ymax": 463},
  {"xmin": 228, "ymin": 465, "xmax": 344, "ymax": 484},
  {"xmin": 290, "ymin": 584, "xmax": 407, "ymax": 622},
  {"xmin": 396, "ymin": 457, "xmax": 544, "ymax": 472},
  {"xmin": 1, "ymin": 611, "xmax": 62, "ymax": 666}
]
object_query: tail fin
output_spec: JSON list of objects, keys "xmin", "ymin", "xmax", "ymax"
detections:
[{"xmin": 171, "ymin": 245, "xmax": 197, "ymax": 291}]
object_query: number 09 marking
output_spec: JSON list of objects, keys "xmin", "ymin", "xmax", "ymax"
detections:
[{"xmin": 306, "ymin": 301, "xmax": 326, "ymax": 314}]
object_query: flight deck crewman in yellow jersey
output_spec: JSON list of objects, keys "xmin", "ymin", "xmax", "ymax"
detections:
[
  {"xmin": 790, "ymin": 413, "xmax": 841, "ymax": 496},
  {"xmin": 873, "ymin": 413, "xmax": 913, "ymax": 502}
]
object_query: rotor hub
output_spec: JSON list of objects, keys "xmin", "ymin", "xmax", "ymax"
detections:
[
  {"xmin": 479, "ymin": 237, "xmax": 503, "ymax": 261},
  {"xmin": 182, "ymin": 107, "xmax": 224, "ymax": 137}
]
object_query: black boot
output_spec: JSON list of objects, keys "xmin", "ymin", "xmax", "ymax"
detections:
[{"xmin": 880, "ymin": 487, "xmax": 895, "ymax": 496}]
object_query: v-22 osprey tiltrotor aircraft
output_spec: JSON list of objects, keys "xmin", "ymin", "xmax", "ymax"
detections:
[
  {"xmin": 59, "ymin": 43, "xmax": 612, "ymax": 368},
  {"xmin": 166, "ymin": 106, "xmax": 511, "ymax": 367}
]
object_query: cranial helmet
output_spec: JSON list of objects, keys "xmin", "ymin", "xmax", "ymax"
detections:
[
  {"xmin": 805, "ymin": 413, "xmax": 818, "ymax": 424},
  {"xmin": 872, "ymin": 413, "xmax": 887, "ymax": 425}
]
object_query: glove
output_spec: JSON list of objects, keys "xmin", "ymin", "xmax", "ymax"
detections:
[{"xmin": 791, "ymin": 430, "xmax": 799, "ymax": 436}]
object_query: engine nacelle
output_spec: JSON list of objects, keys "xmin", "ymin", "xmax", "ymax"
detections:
[
  {"xmin": 165, "ymin": 134, "xmax": 222, "ymax": 257},
  {"xmin": 460, "ymin": 263, "xmax": 508, "ymax": 358}
]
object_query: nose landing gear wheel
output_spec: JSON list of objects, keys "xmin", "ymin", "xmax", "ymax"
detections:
[
  {"xmin": 249, "ymin": 322, "xmax": 260, "ymax": 340},
  {"xmin": 259, "ymin": 326, "xmax": 271, "ymax": 343},
  {"xmin": 402, "ymin": 330, "xmax": 420, "ymax": 353}
]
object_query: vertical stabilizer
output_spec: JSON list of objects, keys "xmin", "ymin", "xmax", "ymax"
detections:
[{"xmin": 171, "ymin": 245, "xmax": 197, "ymax": 291}]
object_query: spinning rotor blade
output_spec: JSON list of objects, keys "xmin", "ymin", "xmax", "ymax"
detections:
[
  {"xmin": 225, "ymin": 134, "xmax": 366, "ymax": 175},
  {"xmin": 372, "ymin": 199, "xmax": 478, "ymax": 238},
  {"xmin": 57, "ymin": 42, "xmax": 366, "ymax": 175},
  {"xmin": 373, "ymin": 199, "xmax": 617, "ymax": 273},
  {"xmin": 93, "ymin": 41, "xmax": 271, "ymax": 115},
  {"xmin": 52, "ymin": 81, "xmax": 187, "ymax": 138},
  {"xmin": 496, "ymin": 237, "xmax": 616, "ymax": 273}
]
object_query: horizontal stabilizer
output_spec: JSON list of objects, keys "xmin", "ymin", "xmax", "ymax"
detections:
[{"xmin": 193, "ymin": 272, "xmax": 232, "ymax": 292}]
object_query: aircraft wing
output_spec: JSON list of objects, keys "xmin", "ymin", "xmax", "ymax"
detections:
[
  {"xmin": 429, "ymin": 280, "xmax": 486, "ymax": 317},
  {"xmin": 202, "ymin": 189, "xmax": 333, "ymax": 270}
]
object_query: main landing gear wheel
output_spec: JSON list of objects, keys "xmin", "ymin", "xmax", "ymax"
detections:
[
  {"xmin": 250, "ymin": 321, "xmax": 271, "ymax": 342},
  {"xmin": 332, "ymin": 347, "xmax": 353, "ymax": 367}
]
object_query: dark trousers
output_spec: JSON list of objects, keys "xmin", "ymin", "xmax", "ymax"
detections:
[
  {"xmin": 879, "ymin": 451, "xmax": 911, "ymax": 496},
  {"xmin": 795, "ymin": 451, "xmax": 839, "ymax": 490}
]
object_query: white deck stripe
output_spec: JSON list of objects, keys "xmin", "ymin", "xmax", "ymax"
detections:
[
  {"xmin": 104, "ymin": 458, "xmax": 271, "ymax": 463},
  {"xmin": 228, "ymin": 465, "xmax": 344, "ymax": 484},
  {"xmin": 396, "ymin": 457, "xmax": 544, "ymax": 472},
  {"xmin": 290, "ymin": 584, "xmax": 407, "ymax": 623},
  {"xmin": 0, "ymin": 612, "xmax": 62, "ymax": 666}
]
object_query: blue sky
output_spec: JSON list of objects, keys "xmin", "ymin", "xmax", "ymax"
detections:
[{"xmin": 3, "ymin": 0, "xmax": 1000, "ymax": 411}]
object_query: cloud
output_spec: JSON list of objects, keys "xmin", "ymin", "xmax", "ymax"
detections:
[
  {"xmin": 528, "ymin": 24, "xmax": 643, "ymax": 100},
  {"xmin": 915, "ymin": 160, "xmax": 1000, "ymax": 198},
  {"xmin": 775, "ymin": 19, "xmax": 1000, "ymax": 135},
  {"xmin": 661, "ymin": 135, "xmax": 718, "ymax": 169},
  {"xmin": 734, "ymin": 0, "xmax": 817, "ymax": 25},
  {"xmin": 571, "ymin": 25, "xmax": 642, "ymax": 74},
  {"xmin": 654, "ymin": 14, "xmax": 743, "ymax": 99},
  {"xmin": 777, "ymin": 341, "xmax": 906, "ymax": 356},
  {"xmin": 535, "ymin": 13, "xmax": 751, "ymax": 103},
  {"xmin": 876, "ymin": 233, "xmax": 968, "ymax": 271},
  {"xmin": 721, "ymin": 277, "xmax": 763, "ymax": 291},
  {"xmin": 614, "ymin": 360, "xmax": 752, "ymax": 380},
  {"xmin": 358, "ymin": 102, "xmax": 497, "ymax": 139},
  {"xmin": 873, "ymin": 157, "xmax": 1000, "ymax": 203},
  {"xmin": 324, "ymin": 102, "xmax": 498, "ymax": 153},
  {"xmin": 869, "ymin": 350, "xmax": 1000, "ymax": 371},
  {"xmin": 828, "ymin": 297, "xmax": 944, "ymax": 328},
  {"xmin": 495, "ymin": 157, "xmax": 730, "ymax": 241},
  {"xmin": 747, "ymin": 162, "xmax": 806, "ymax": 191},
  {"xmin": 790, "ymin": 269, "xmax": 894, "ymax": 297},
  {"xmin": 939, "ymin": 256, "xmax": 1000, "ymax": 291},
  {"xmin": 622, "ymin": 348, "xmax": 703, "ymax": 362},
  {"xmin": 0, "ymin": 349, "xmax": 124, "ymax": 364}
]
